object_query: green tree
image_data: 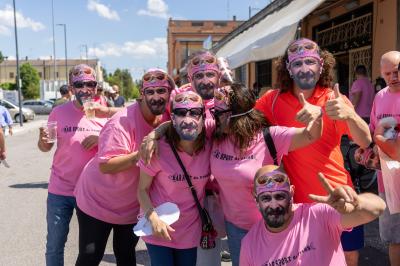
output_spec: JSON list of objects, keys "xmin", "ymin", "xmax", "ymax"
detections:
[
  {"xmin": 108, "ymin": 68, "xmax": 139, "ymax": 100},
  {"xmin": 20, "ymin": 63, "xmax": 40, "ymax": 99},
  {"xmin": 0, "ymin": 51, "xmax": 4, "ymax": 64},
  {"xmin": 0, "ymin": 82, "xmax": 16, "ymax": 90},
  {"xmin": 101, "ymin": 66, "xmax": 108, "ymax": 82}
]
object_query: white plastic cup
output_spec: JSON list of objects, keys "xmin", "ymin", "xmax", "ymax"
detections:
[
  {"xmin": 82, "ymin": 98, "xmax": 96, "ymax": 119},
  {"xmin": 42, "ymin": 121, "xmax": 57, "ymax": 143}
]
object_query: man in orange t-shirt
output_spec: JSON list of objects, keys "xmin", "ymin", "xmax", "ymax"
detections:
[{"xmin": 255, "ymin": 38, "xmax": 371, "ymax": 266}]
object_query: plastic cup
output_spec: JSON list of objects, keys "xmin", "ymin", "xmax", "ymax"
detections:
[
  {"xmin": 42, "ymin": 121, "xmax": 57, "ymax": 143},
  {"xmin": 82, "ymin": 98, "xmax": 96, "ymax": 119}
]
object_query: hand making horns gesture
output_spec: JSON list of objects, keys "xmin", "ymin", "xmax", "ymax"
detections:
[{"xmin": 309, "ymin": 173, "xmax": 359, "ymax": 214}]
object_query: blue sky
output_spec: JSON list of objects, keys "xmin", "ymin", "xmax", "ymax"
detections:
[{"xmin": 0, "ymin": 0, "xmax": 268, "ymax": 79}]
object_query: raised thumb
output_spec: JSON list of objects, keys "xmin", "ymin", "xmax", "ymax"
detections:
[{"xmin": 333, "ymin": 83, "xmax": 340, "ymax": 98}]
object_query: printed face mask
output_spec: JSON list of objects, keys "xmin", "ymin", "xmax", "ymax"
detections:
[{"xmin": 289, "ymin": 57, "xmax": 322, "ymax": 90}]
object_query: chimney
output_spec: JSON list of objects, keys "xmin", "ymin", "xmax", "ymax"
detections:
[
  {"xmin": 233, "ymin": 15, "xmax": 236, "ymax": 21},
  {"xmin": 25, "ymin": 56, "xmax": 28, "ymax": 61}
]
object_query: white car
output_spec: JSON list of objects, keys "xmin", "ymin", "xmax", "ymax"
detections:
[
  {"xmin": 22, "ymin": 100, "xmax": 53, "ymax": 115},
  {"xmin": 0, "ymin": 99, "xmax": 35, "ymax": 122}
]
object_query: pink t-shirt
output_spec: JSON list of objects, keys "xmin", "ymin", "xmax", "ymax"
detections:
[
  {"xmin": 138, "ymin": 138, "xmax": 212, "ymax": 249},
  {"xmin": 350, "ymin": 77, "xmax": 374, "ymax": 118},
  {"xmin": 75, "ymin": 102, "xmax": 159, "ymax": 224},
  {"xmin": 48, "ymin": 101, "xmax": 107, "ymax": 196},
  {"xmin": 369, "ymin": 86, "xmax": 400, "ymax": 193},
  {"xmin": 240, "ymin": 203, "xmax": 347, "ymax": 266},
  {"xmin": 210, "ymin": 127, "xmax": 296, "ymax": 230}
]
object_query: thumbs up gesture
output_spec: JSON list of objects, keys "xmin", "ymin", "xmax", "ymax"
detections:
[
  {"xmin": 325, "ymin": 84, "xmax": 354, "ymax": 120},
  {"xmin": 295, "ymin": 92, "xmax": 322, "ymax": 125},
  {"xmin": 309, "ymin": 173, "xmax": 359, "ymax": 214}
]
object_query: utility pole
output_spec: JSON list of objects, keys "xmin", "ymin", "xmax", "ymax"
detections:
[
  {"xmin": 51, "ymin": 0, "xmax": 57, "ymax": 98},
  {"xmin": 12, "ymin": 0, "xmax": 23, "ymax": 126}
]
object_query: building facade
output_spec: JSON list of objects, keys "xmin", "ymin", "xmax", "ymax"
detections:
[
  {"xmin": 214, "ymin": 0, "xmax": 400, "ymax": 97},
  {"xmin": 167, "ymin": 19, "xmax": 244, "ymax": 78}
]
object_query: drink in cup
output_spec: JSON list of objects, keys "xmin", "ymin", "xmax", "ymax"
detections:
[
  {"xmin": 82, "ymin": 98, "xmax": 96, "ymax": 119},
  {"xmin": 42, "ymin": 121, "xmax": 57, "ymax": 143}
]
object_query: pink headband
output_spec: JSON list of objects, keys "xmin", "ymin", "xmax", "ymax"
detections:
[
  {"xmin": 255, "ymin": 170, "xmax": 291, "ymax": 196},
  {"xmin": 71, "ymin": 64, "xmax": 96, "ymax": 83},
  {"xmin": 172, "ymin": 91, "xmax": 203, "ymax": 109},
  {"xmin": 188, "ymin": 64, "xmax": 219, "ymax": 79},
  {"xmin": 287, "ymin": 39, "xmax": 322, "ymax": 66}
]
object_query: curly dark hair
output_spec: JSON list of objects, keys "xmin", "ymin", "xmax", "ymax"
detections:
[
  {"xmin": 214, "ymin": 83, "xmax": 269, "ymax": 153},
  {"xmin": 276, "ymin": 39, "xmax": 336, "ymax": 92}
]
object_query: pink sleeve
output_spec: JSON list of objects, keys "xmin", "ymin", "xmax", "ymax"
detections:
[
  {"xmin": 350, "ymin": 80, "xmax": 362, "ymax": 93},
  {"xmin": 269, "ymin": 126, "xmax": 296, "ymax": 158},
  {"xmin": 239, "ymin": 238, "xmax": 252, "ymax": 266},
  {"xmin": 138, "ymin": 157, "xmax": 161, "ymax": 177},
  {"xmin": 98, "ymin": 122, "xmax": 132, "ymax": 163},
  {"xmin": 48, "ymin": 108, "xmax": 57, "ymax": 123}
]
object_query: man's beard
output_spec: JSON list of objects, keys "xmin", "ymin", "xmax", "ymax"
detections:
[
  {"xmin": 195, "ymin": 82, "xmax": 215, "ymax": 100},
  {"xmin": 146, "ymin": 98, "xmax": 166, "ymax": 115},
  {"xmin": 292, "ymin": 71, "xmax": 319, "ymax": 90},
  {"xmin": 261, "ymin": 205, "xmax": 290, "ymax": 228}
]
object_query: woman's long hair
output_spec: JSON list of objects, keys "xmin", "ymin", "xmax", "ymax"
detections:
[{"xmin": 214, "ymin": 83, "xmax": 268, "ymax": 152}]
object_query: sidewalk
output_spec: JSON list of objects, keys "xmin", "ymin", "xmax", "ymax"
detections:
[{"xmin": 4, "ymin": 115, "xmax": 48, "ymax": 137}]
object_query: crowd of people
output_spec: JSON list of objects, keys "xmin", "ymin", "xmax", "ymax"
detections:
[{"xmin": 35, "ymin": 38, "xmax": 400, "ymax": 266}]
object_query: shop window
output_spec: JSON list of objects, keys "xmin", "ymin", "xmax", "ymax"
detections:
[{"xmin": 256, "ymin": 60, "xmax": 272, "ymax": 87}]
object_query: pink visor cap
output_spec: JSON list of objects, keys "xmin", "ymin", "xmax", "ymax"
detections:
[
  {"xmin": 255, "ymin": 170, "xmax": 291, "ymax": 197},
  {"xmin": 70, "ymin": 64, "xmax": 96, "ymax": 84},
  {"xmin": 287, "ymin": 39, "xmax": 322, "ymax": 67}
]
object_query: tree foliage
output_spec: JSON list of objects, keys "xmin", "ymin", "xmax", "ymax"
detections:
[
  {"xmin": 20, "ymin": 63, "xmax": 40, "ymax": 99},
  {"xmin": 105, "ymin": 68, "xmax": 140, "ymax": 100}
]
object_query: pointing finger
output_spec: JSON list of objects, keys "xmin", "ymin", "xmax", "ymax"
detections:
[
  {"xmin": 298, "ymin": 93, "xmax": 307, "ymax": 106},
  {"xmin": 318, "ymin": 173, "xmax": 334, "ymax": 194}
]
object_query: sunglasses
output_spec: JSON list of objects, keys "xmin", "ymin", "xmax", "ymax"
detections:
[
  {"xmin": 172, "ymin": 108, "xmax": 204, "ymax": 118},
  {"xmin": 143, "ymin": 87, "xmax": 168, "ymax": 96},
  {"xmin": 143, "ymin": 72, "xmax": 167, "ymax": 82},
  {"xmin": 73, "ymin": 81, "xmax": 97, "ymax": 89},
  {"xmin": 288, "ymin": 41, "xmax": 317, "ymax": 54},
  {"xmin": 190, "ymin": 55, "xmax": 217, "ymax": 66},
  {"xmin": 256, "ymin": 173, "xmax": 288, "ymax": 186},
  {"xmin": 72, "ymin": 67, "xmax": 93, "ymax": 76},
  {"xmin": 209, "ymin": 107, "xmax": 231, "ymax": 119}
]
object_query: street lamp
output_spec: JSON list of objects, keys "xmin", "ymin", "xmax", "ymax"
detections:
[
  {"xmin": 248, "ymin": 6, "xmax": 261, "ymax": 19},
  {"xmin": 12, "ymin": 0, "xmax": 23, "ymax": 126},
  {"xmin": 51, "ymin": 0, "xmax": 57, "ymax": 98},
  {"xmin": 81, "ymin": 44, "xmax": 88, "ymax": 64},
  {"xmin": 56, "ymin": 23, "xmax": 68, "ymax": 83}
]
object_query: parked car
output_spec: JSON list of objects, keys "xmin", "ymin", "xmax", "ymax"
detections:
[
  {"xmin": 0, "ymin": 99, "xmax": 35, "ymax": 122},
  {"xmin": 22, "ymin": 100, "xmax": 53, "ymax": 114}
]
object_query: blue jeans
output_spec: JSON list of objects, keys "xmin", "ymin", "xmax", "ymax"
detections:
[
  {"xmin": 146, "ymin": 243, "xmax": 197, "ymax": 266},
  {"xmin": 225, "ymin": 221, "xmax": 248, "ymax": 266},
  {"xmin": 46, "ymin": 192, "xmax": 76, "ymax": 266}
]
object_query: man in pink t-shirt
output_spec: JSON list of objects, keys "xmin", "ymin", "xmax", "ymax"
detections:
[
  {"xmin": 74, "ymin": 68, "xmax": 174, "ymax": 265},
  {"xmin": 240, "ymin": 165, "xmax": 385, "ymax": 266},
  {"xmin": 350, "ymin": 65, "xmax": 374, "ymax": 123},
  {"xmin": 38, "ymin": 64, "xmax": 108, "ymax": 266},
  {"xmin": 369, "ymin": 51, "xmax": 400, "ymax": 265}
]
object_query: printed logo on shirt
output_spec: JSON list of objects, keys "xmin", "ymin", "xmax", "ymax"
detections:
[
  {"xmin": 62, "ymin": 126, "xmax": 102, "ymax": 133},
  {"xmin": 168, "ymin": 173, "xmax": 211, "ymax": 182},
  {"xmin": 376, "ymin": 114, "xmax": 400, "ymax": 121},
  {"xmin": 262, "ymin": 242, "xmax": 316, "ymax": 266},
  {"xmin": 213, "ymin": 150, "xmax": 255, "ymax": 161}
]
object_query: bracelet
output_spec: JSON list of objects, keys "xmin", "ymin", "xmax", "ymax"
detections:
[{"xmin": 145, "ymin": 207, "xmax": 155, "ymax": 220}]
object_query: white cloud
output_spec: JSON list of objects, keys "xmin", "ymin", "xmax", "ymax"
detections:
[
  {"xmin": 88, "ymin": 37, "xmax": 167, "ymax": 59},
  {"xmin": 137, "ymin": 0, "xmax": 170, "ymax": 19},
  {"xmin": 87, "ymin": 0, "xmax": 120, "ymax": 21},
  {"xmin": 0, "ymin": 5, "xmax": 45, "ymax": 35}
]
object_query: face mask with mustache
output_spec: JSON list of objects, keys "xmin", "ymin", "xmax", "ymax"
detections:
[
  {"xmin": 146, "ymin": 98, "xmax": 167, "ymax": 115},
  {"xmin": 172, "ymin": 116, "xmax": 203, "ymax": 141},
  {"xmin": 75, "ymin": 91, "xmax": 93, "ymax": 105},
  {"xmin": 292, "ymin": 70, "xmax": 320, "ymax": 90},
  {"xmin": 196, "ymin": 82, "xmax": 215, "ymax": 100},
  {"xmin": 261, "ymin": 205, "xmax": 290, "ymax": 228}
]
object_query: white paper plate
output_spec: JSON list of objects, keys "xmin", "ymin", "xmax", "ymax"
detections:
[{"xmin": 133, "ymin": 202, "xmax": 180, "ymax": 237}]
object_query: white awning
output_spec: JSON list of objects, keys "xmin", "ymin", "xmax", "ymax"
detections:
[{"xmin": 216, "ymin": 0, "xmax": 326, "ymax": 69}]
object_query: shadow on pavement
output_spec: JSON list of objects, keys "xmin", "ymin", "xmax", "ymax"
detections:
[
  {"xmin": 102, "ymin": 250, "xmax": 150, "ymax": 265},
  {"xmin": 9, "ymin": 181, "xmax": 48, "ymax": 189}
]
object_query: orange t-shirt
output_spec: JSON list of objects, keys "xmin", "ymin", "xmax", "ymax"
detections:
[{"xmin": 255, "ymin": 86, "xmax": 353, "ymax": 203}]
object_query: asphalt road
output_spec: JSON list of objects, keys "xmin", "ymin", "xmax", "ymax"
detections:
[{"xmin": 0, "ymin": 115, "xmax": 390, "ymax": 266}]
